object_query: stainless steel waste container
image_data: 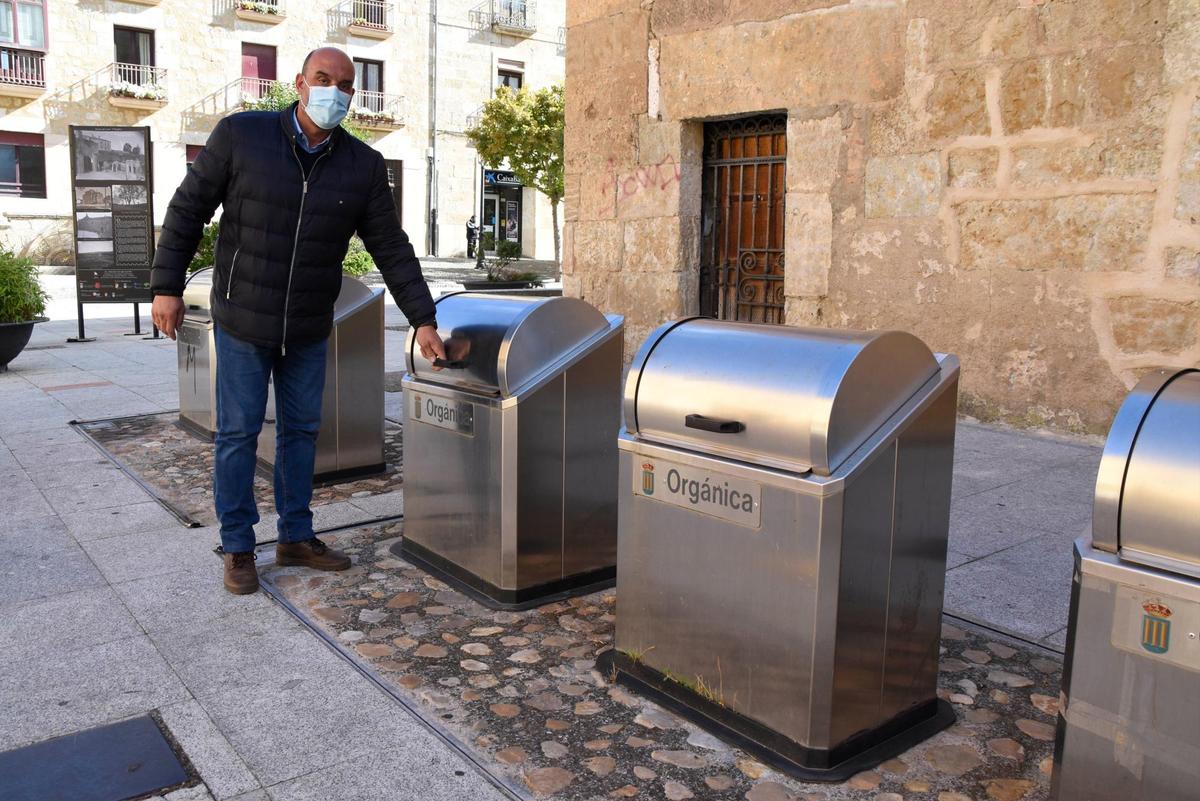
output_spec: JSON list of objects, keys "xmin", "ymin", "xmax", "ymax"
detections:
[
  {"xmin": 602, "ymin": 319, "xmax": 960, "ymax": 780},
  {"xmin": 394, "ymin": 293, "xmax": 624, "ymax": 609},
  {"xmin": 1052, "ymin": 368, "xmax": 1200, "ymax": 801},
  {"xmin": 178, "ymin": 268, "xmax": 217, "ymax": 439},
  {"xmin": 175, "ymin": 268, "xmax": 387, "ymax": 483},
  {"xmin": 258, "ymin": 275, "xmax": 386, "ymax": 483}
]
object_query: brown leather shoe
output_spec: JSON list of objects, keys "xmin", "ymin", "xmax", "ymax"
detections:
[
  {"xmin": 223, "ymin": 552, "xmax": 259, "ymax": 595},
  {"xmin": 275, "ymin": 537, "xmax": 352, "ymax": 571}
]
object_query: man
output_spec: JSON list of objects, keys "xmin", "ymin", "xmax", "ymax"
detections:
[
  {"xmin": 466, "ymin": 214, "xmax": 478, "ymax": 259},
  {"xmin": 151, "ymin": 48, "xmax": 446, "ymax": 595}
]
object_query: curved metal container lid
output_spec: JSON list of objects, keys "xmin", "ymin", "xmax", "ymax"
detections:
[
  {"xmin": 182, "ymin": 267, "xmax": 214, "ymax": 311},
  {"xmin": 333, "ymin": 275, "xmax": 382, "ymax": 322},
  {"xmin": 406, "ymin": 293, "xmax": 612, "ymax": 397},
  {"xmin": 1093, "ymin": 368, "xmax": 1200, "ymax": 573},
  {"xmin": 625, "ymin": 319, "xmax": 941, "ymax": 476}
]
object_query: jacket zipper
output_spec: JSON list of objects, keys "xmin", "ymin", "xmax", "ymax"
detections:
[
  {"xmin": 282, "ymin": 145, "xmax": 332, "ymax": 355},
  {"xmin": 224, "ymin": 247, "xmax": 241, "ymax": 300}
]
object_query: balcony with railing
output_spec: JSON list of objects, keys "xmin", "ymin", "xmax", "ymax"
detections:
[
  {"xmin": 491, "ymin": 0, "xmax": 536, "ymax": 36},
  {"xmin": 0, "ymin": 49, "xmax": 46, "ymax": 99},
  {"xmin": 107, "ymin": 63, "xmax": 168, "ymax": 110},
  {"xmin": 343, "ymin": 0, "xmax": 392, "ymax": 39},
  {"xmin": 237, "ymin": 77, "xmax": 283, "ymax": 106},
  {"xmin": 347, "ymin": 90, "xmax": 404, "ymax": 131},
  {"xmin": 235, "ymin": 0, "xmax": 286, "ymax": 23}
]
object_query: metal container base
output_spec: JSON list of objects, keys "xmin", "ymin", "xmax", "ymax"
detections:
[
  {"xmin": 393, "ymin": 539, "xmax": 616, "ymax": 612},
  {"xmin": 254, "ymin": 456, "xmax": 387, "ymax": 488},
  {"xmin": 176, "ymin": 416, "xmax": 215, "ymax": 443},
  {"xmin": 597, "ymin": 650, "xmax": 956, "ymax": 783}
]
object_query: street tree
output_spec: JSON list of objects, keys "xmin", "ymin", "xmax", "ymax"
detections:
[{"xmin": 465, "ymin": 84, "xmax": 564, "ymax": 268}]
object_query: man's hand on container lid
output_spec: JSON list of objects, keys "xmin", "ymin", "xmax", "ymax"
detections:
[{"xmin": 416, "ymin": 324, "xmax": 446, "ymax": 370}]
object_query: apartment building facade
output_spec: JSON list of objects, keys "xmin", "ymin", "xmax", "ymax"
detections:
[{"xmin": 0, "ymin": 0, "xmax": 564, "ymax": 265}]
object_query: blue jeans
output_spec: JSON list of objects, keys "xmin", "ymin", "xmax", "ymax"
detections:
[{"xmin": 213, "ymin": 324, "xmax": 328, "ymax": 554}]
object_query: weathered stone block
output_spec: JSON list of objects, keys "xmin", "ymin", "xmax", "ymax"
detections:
[
  {"xmin": 1001, "ymin": 59, "xmax": 1046, "ymax": 134},
  {"xmin": 572, "ymin": 219, "xmax": 624, "ymax": 273},
  {"xmin": 865, "ymin": 153, "xmax": 943, "ymax": 217},
  {"xmin": 567, "ymin": 0, "xmax": 641, "ymax": 28},
  {"xmin": 622, "ymin": 216, "xmax": 699, "ymax": 274},
  {"xmin": 910, "ymin": 0, "xmax": 1019, "ymax": 67},
  {"xmin": 1011, "ymin": 131, "xmax": 1162, "ymax": 187},
  {"xmin": 1164, "ymin": 247, "xmax": 1200, "ymax": 283},
  {"xmin": 870, "ymin": 99, "xmax": 930, "ymax": 158},
  {"xmin": 948, "ymin": 148, "xmax": 998, "ymax": 189},
  {"xmin": 579, "ymin": 172, "xmax": 617, "ymax": 221},
  {"xmin": 1177, "ymin": 100, "xmax": 1200, "ymax": 224},
  {"xmin": 958, "ymin": 195, "xmax": 1155, "ymax": 272},
  {"xmin": 787, "ymin": 113, "xmax": 844, "ymax": 193},
  {"xmin": 649, "ymin": 0, "xmax": 730, "ymax": 37},
  {"xmin": 582, "ymin": 270, "xmax": 694, "ymax": 323},
  {"xmin": 568, "ymin": 9, "xmax": 649, "ymax": 69},
  {"xmin": 658, "ymin": 6, "xmax": 904, "ymax": 120},
  {"xmin": 1165, "ymin": 0, "xmax": 1200, "ymax": 87},
  {"xmin": 727, "ymin": 0, "xmax": 849, "ymax": 25},
  {"xmin": 927, "ymin": 68, "xmax": 989, "ymax": 140},
  {"xmin": 565, "ymin": 60, "xmax": 648, "ymax": 131},
  {"xmin": 561, "ymin": 224, "xmax": 577, "ymax": 275},
  {"xmin": 1046, "ymin": 46, "xmax": 1165, "ymax": 128},
  {"xmin": 565, "ymin": 112, "xmax": 637, "ymax": 173},
  {"xmin": 1040, "ymin": 0, "xmax": 1169, "ymax": 50},
  {"xmin": 616, "ymin": 159, "xmax": 685, "ymax": 219},
  {"xmin": 986, "ymin": 7, "xmax": 1040, "ymax": 60},
  {"xmin": 564, "ymin": 173, "xmax": 581, "ymax": 223},
  {"xmin": 785, "ymin": 296, "xmax": 825, "ymax": 326},
  {"xmin": 1108, "ymin": 296, "xmax": 1200, "ymax": 353},
  {"xmin": 784, "ymin": 192, "xmax": 833, "ymax": 296}
]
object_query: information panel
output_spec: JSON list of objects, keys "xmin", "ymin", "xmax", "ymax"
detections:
[{"xmin": 68, "ymin": 126, "xmax": 154, "ymax": 303}]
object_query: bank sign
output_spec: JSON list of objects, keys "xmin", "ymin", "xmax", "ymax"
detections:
[
  {"xmin": 633, "ymin": 458, "xmax": 761, "ymax": 528},
  {"xmin": 410, "ymin": 391, "xmax": 474, "ymax": 436}
]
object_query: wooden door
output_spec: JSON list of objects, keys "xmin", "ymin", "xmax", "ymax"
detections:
[{"xmin": 700, "ymin": 115, "xmax": 787, "ymax": 324}]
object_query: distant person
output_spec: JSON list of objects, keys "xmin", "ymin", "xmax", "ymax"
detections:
[
  {"xmin": 466, "ymin": 215, "xmax": 478, "ymax": 259},
  {"xmin": 150, "ymin": 47, "xmax": 447, "ymax": 596}
]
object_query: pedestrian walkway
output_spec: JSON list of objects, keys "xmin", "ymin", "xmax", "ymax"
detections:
[{"xmin": 0, "ymin": 309, "xmax": 1103, "ymax": 798}]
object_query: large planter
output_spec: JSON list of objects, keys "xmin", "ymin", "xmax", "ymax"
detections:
[
  {"xmin": 460, "ymin": 280, "xmax": 541, "ymax": 291},
  {"xmin": 0, "ymin": 317, "xmax": 47, "ymax": 371}
]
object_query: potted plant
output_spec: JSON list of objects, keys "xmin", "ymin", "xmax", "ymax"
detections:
[{"xmin": 0, "ymin": 245, "xmax": 49, "ymax": 372}]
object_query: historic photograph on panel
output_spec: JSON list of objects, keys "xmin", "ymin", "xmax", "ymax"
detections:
[
  {"xmin": 76, "ymin": 239, "xmax": 114, "ymax": 269},
  {"xmin": 112, "ymin": 184, "xmax": 148, "ymax": 207},
  {"xmin": 76, "ymin": 211, "xmax": 114, "ymax": 240},
  {"xmin": 74, "ymin": 185, "xmax": 111, "ymax": 210},
  {"xmin": 72, "ymin": 129, "xmax": 147, "ymax": 181}
]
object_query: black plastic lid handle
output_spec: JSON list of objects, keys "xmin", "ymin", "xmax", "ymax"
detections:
[{"xmin": 685, "ymin": 414, "xmax": 745, "ymax": 434}]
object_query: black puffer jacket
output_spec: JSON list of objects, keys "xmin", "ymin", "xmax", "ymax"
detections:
[{"xmin": 151, "ymin": 106, "xmax": 436, "ymax": 349}]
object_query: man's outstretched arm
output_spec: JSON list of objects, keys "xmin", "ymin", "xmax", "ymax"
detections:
[{"xmin": 149, "ymin": 118, "xmax": 233, "ymax": 338}]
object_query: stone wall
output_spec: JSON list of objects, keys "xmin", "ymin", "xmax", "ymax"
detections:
[
  {"xmin": 564, "ymin": 0, "xmax": 1200, "ymax": 433},
  {"xmin": 0, "ymin": 1, "xmax": 564, "ymax": 263}
]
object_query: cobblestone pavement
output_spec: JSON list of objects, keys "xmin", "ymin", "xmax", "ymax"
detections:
[
  {"xmin": 262, "ymin": 523, "xmax": 1060, "ymax": 801},
  {"xmin": 76, "ymin": 412, "xmax": 405, "ymax": 527}
]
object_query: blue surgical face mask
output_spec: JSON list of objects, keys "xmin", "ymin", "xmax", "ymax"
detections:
[{"xmin": 302, "ymin": 79, "xmax": 351, "ymax": 130}]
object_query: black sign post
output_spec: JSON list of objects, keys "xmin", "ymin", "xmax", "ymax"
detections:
[{"xmin": 67, "ymin": 126, "xmax": 158, "ymax": 342}]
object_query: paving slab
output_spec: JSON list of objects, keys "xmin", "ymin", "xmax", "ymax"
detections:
[
  {"xmin": 0, "ymin": 634, "xmax": 190, "ymax": 751},
  {"xmin": 81, "ymin": 526, "xmax": 224, "ymax": 585},
  {"xmin": 150, "ymin": 605, "xmax": 348, "ymax": 700},
  {"xmin": 112, "ymin": 564, "xmax": 279, "ymax": 635},
  {"xmin": 263, "ymin": 746, "xmax": 504, "ymax": 801},
  {"xmin": 159, "ymin": 700, "xmax": 263, "ymax": 800},
  {"xmin": 0, "ymin": 542, "xmax": 107, "ymax": 607},
  {"xmin": 62, "ymin": 500, "xmax": 183, "ymax": 542},
  {"xmin": 0, "ymin": 514, "xmax": 75, "ymax": 557},
  {"xmin": 198, "ymin": 663, "xmax": 451, "ymax": 788},
  {"xmin": 0, "ymin": 585, "xmax": 142, "ymax": 657},
  {"xmin": 945, "ymin": 530, "xmax": 1082, "ymax": 641}
]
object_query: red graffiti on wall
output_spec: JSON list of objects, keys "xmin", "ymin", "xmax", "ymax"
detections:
[{"xmin": 619, "ymin": 156, "xmax": 682, "ymax": 199}]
